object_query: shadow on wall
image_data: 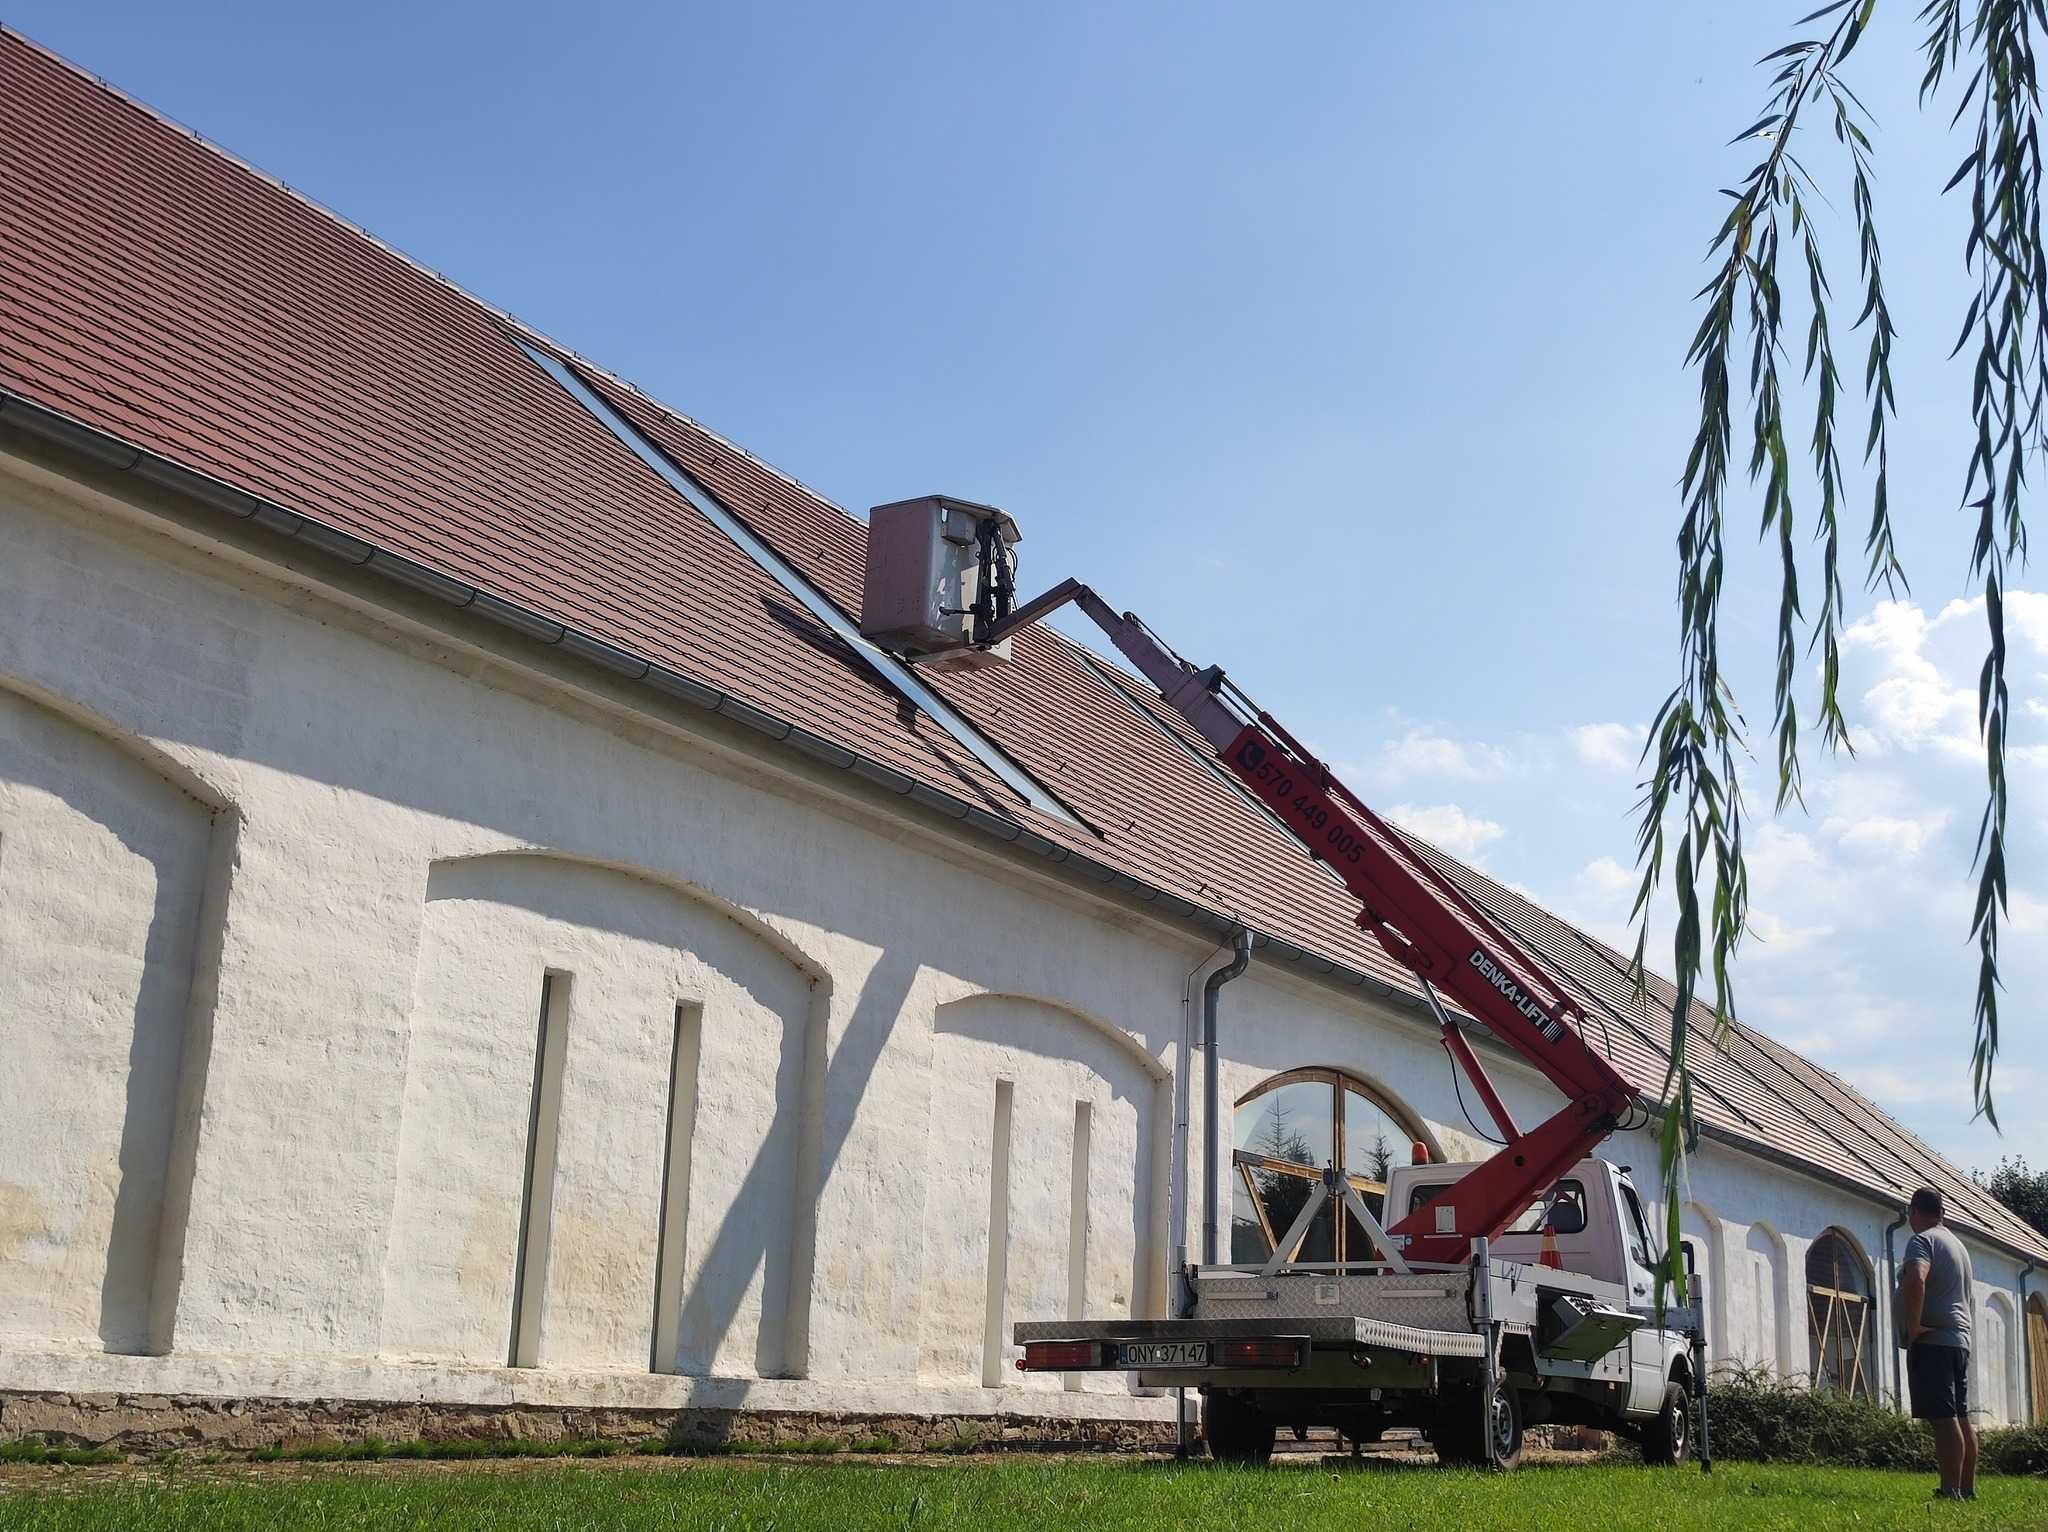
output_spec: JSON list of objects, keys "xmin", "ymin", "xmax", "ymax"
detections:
[
  {"xmin": 932, "ymin": 996, "xmax": 1156, "ymax": 1111},
  {"xmin": 922, "ymin": 994, "xmax": 1163, "ymax": 1386},
  {"xmin": 386, "ymin": 852, "xmax": 918, "ymax": 1382},
  {"xmin": 379, "ymin": 868, "xmax": 1174, "ymax": 1389},
  {"xmin": 682, "ymin": 945, "xmax": 919, "ymax": 1378},
  {"xmin": 0, "ymin": 680, "xmax": 219, "ymax": 1355}
]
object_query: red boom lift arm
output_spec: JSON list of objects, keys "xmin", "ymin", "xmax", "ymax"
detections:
[{"xmin": 985, "ymin": 581, "xmax": 1637, "ymax": 1266}]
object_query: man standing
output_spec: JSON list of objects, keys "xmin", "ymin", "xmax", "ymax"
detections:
[{"xmin": 1898, "ymin": 1186, "xmax": 1976, "ymax": 1500}]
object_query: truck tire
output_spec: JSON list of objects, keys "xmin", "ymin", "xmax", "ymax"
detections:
[
  {"xmin": 1203, "ymin": 1390, "xmax": 1276, "ymax": 1465},
  {"xmin": 1433, "ymin": 1385, "xmax": 1524, "ymax": 1470},
  {"xmin": 1430, "ymin": 1390, "xmax": 1479, "ymax": 1466},
  {"xmin": 1639, "ymin": 1381, "xmax": 1692, "ymax": 1467}
]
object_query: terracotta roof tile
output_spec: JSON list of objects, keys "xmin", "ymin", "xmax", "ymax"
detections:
[{"xmin": 3, "ymin": 27, "xmax": 2039, "ymax": 1262}]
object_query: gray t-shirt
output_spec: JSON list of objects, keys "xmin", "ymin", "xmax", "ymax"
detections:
[{"xmin": 1901, "ymin": 1224, "xmax": 1974, "ymax": 1350}]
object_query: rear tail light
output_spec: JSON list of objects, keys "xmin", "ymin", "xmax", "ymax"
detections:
[
  {"xmin": 1017, "ymin": 1341, "xmax": 1100, "ymax": 1371},
  {"xmin": 1221, "ymin": 1339, "xmax": 1305, "ymax": 1369}
]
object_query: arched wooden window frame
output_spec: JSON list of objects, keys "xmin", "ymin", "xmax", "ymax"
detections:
[
  {"xmin": 1806, "ymin": 1228, "xmax": 1877, "ymax": 1400},
  {"xmin": 1231, "ymin": 1068, "xmax": 1437, "ymax": 1267}
]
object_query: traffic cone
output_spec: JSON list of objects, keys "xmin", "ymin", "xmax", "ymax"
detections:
[{"xmin": 1539, "ymin": 1219, "xmax": 1563, "ymax": 1270}]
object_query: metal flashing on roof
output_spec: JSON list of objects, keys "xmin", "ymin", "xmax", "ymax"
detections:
[{"xmin": 516, "ymin": 341, "xmax": 1078, "ymax": 827}]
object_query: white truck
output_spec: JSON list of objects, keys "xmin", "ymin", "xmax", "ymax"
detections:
[
  {"xmin": 934, "ymin": 570, "xmax": 1712, "ymax": 1471},
  {"xmin": 1016, "ymin": 1155, "xmax": 1705, "ymax": 1469}
]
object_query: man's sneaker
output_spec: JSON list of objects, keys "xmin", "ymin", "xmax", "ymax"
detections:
[{"xmin": 1932, "ymin": 1488, "xmax": 1964, "ymax": 1501}]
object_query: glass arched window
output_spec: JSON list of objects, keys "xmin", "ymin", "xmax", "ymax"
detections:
[
  {"xmin": 1230, "ymin": 1069, "xmax": 1430, "ymax": 1266},
  {"xmin": 1806, "ymin": 1229, "xmax": 1878, "ymax": 1398}
]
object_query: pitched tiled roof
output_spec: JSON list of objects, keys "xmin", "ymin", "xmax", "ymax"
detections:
[{"xmin": 3, "ymin": 28, "xmax": 2041, "ymax": 1263}]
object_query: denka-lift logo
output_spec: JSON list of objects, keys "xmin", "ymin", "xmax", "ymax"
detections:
[{"xmin": 1467, "ymin": 949, "xmax": 1566, "ymax": 1042}]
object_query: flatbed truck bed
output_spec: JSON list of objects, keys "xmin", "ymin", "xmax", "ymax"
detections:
[{"xmin": 1017, "ymin": 1162, "xmax": 1707, "ymax": 1470}]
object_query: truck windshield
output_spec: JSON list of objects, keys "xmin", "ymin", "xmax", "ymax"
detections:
[{"xmin": 1408, "ymin": 1178, "xmax": 1585, "ymax": 1235}]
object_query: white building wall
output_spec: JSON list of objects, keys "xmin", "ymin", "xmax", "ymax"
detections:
[
  {"xmin": 0, "ymin": 446, "xmax": 2037, "ymax": 1423},
  {"xmin": 914, "ymin": 993, "xmax": 1162, "ymax": 1392},
  {"xmin": 0, "ymin": 682, "xmax": 217, "ymax": 1355},
  {"xmin": 378, "ymin": 853, "xmax": 816, "ymax": 1378}
]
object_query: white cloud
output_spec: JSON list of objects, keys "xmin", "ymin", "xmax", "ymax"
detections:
[
  {"xmin": 1842, "ymin": 591, "xmax": 2048, "ymax": 767},
  {"xmin": 2003, "ymin": 589, "xmax": 2048, "ymax": 651},
  {"xmin": 1555, "ymin": 854, "xmax": 1655, "ymax": 957},
  {"xmin": 1834, "ymin": 1061, "xmax": 2039, "ymax": 1118},
  {"xmin": 1389, "ymin": 802, "xmax": 1505, "ymax": 863},
  {"xmin": 1831, "ymin": 1061, "xmax": 1981, "ymax": 1112},
  {"xmin": 2009, "ymin": 889, "xmax": 2048, "ymax": 938},
  {"xmin": 1825, "ymin": 812, "xmax": 1949, "ymax": 861},
  {"xmin": 1575, "ymin": 854, "xmax": 1634, "ymax": 903},
  {"xmin": 1371, "ymin": 728, "xmax": 1514, "ymax": 784},
  {"xmin": 1569, "ymin": 722, "xmax": 1642, "ymax": 773},
  {"xmin": 1744, "ymin": 822, "xmax": 1846, "ymax": 904},
  {"xmin": 1842, "ymin": 600, "xmax": 1979, "ymax": 760},
  {"xmin": 1743, "ymin": 908, "xmax": 1834, "ymax": 957},
  {"xmin": 1809, "ymin": 771, "xmax": 1950, "ymax": 862}
]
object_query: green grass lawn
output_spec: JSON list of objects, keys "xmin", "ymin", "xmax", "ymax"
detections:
[{"xmin": 0, "ymin": 1458, "xmax": 2041, "ymax": 1531}]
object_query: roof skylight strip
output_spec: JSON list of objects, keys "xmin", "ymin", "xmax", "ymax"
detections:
[{"xmin": 518, "ymin": 341, "xmax": 1077, "ymax": 824}]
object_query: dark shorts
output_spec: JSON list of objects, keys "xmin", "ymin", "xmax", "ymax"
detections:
[{"xmin": 1907, "ymin": 1341, "xmax": 1969, "ymax": 1421}]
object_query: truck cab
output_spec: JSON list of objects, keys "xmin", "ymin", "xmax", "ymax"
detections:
[{"xmin": 1386, "ymin": 1157, "xmax": 1695, "ymax": 1422}]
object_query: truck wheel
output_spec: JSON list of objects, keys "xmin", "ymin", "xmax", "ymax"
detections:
[
  {"xmin": 1485, "ymin": 1385, "xmax": 1525, "ymax": 1470},
  {"xmin": 1431, "ymin": 1389, "xmax": 1480, "ymax": 1466},
  {"xmin": 1433, "ymin": 1386, "xmax": 1523, "ymax": 1470},
  {"xmin": 1639, "ymin": 1381, "xmax": 1691, "ymax": 1467},
  {"xmin": 1203, "ymin": 1391, "xmax": 1276, "ymax": 1465}
]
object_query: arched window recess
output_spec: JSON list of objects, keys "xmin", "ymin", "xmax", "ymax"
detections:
[
  {"xmin": 1806, "ymin": 1228, "xmax": 1878, "ymax": 1400},
  {"xmin": 1229, "ymin": 1068, "xmax": 1434, "ymax": 1269}
]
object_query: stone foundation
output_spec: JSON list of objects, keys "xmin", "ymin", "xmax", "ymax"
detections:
[{"xmin": 0, "ymin": 1390, "xmax": 1177, "ymax": 1458}]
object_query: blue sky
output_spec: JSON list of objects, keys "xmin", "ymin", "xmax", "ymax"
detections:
[{"xmin": 14, "ymin": 1, "xmax": 2044, "ymax": 1177}]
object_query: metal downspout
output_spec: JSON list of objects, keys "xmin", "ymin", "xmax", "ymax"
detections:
[
  {"xmin": 1171, "ymin": 948, "xmax": 1219, "ymax": 1309},
  {"xmin": 1884, "ymin": 1215, "xmax": 1907, "ymax": 1411},
  {"xmin": 1202, "ymin": 928, "xmax": 1252, "ymax": 1267}
]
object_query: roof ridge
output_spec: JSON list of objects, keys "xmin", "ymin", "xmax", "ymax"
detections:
[{"xmin": 0, "ymin": 23, "xmax": 860, "ymax": 539}]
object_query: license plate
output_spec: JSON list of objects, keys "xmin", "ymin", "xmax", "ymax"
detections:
[{"xmin": 1121, "ymin": 1341, "xmax": 1209, "ymax": 1368}]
